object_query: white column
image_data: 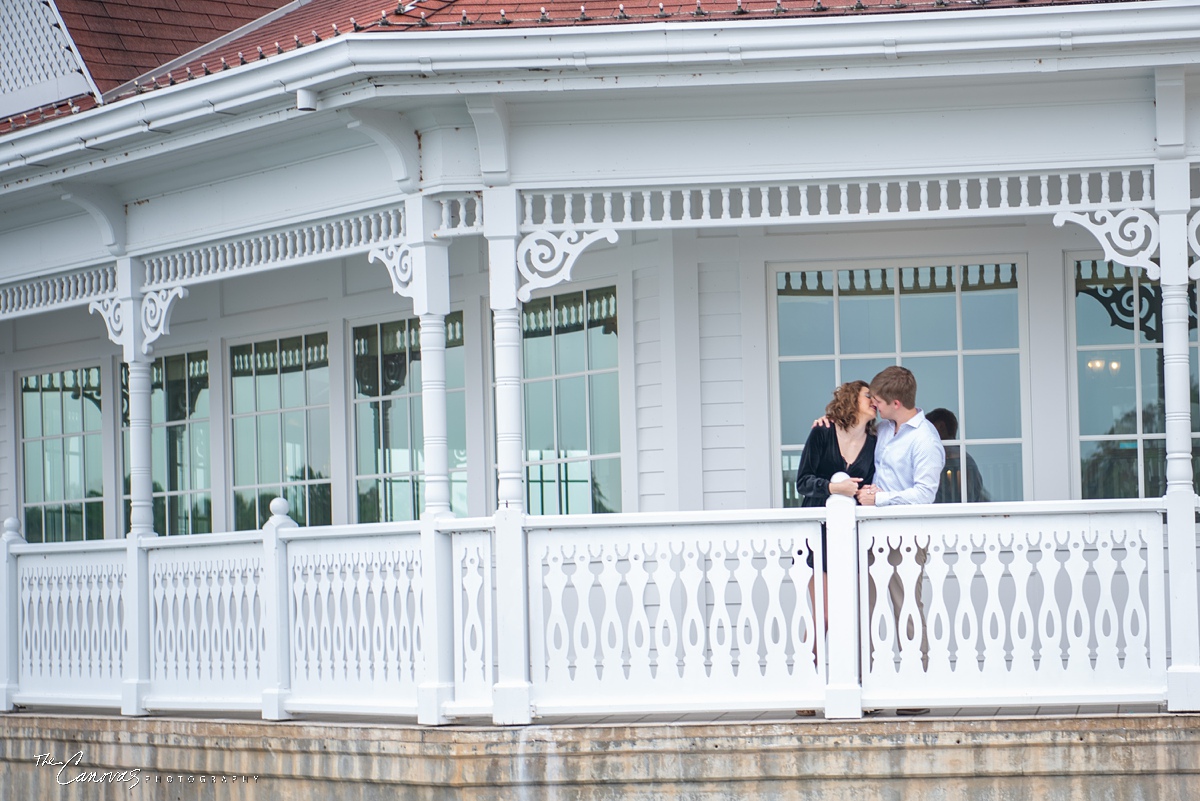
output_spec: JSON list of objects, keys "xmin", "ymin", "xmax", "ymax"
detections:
[
  {"xmin": 1154, "ymin": 66, "xmax": 1200, "ymax": 711},
  {"xmin": 485, "ymin": 188, "xmax": 525, "ymax": 511},
  {"xmin": 420, "ymin": 313, "xmax": 451, "ymax": 517},
  {"xmin": 126, "ymin": 358, "xmax": 155, "ymax": 537},
  {"xmin": 0, "ymin": 518, "xmax": 24, "ymax": 711},
  {"xmin": 823, "ymin": 484, "xmax": 862, "ymax": 719},
  {"xmin": 261, "ymin": 498, "xmax": 296, "ymax": 720},
  {"xmin": 1157, "ymin": 166, "xmax": 1200, "ymax": 711}
]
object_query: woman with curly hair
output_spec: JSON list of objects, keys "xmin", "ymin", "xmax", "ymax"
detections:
[{"xmin": 795, "ymin": 380, "xmax": 876, "ymax": 646}]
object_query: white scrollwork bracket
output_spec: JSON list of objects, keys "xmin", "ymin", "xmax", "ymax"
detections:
[
  {"xmin": 516, "ymin": 229, "xmax": 619, "ymax": 303},
  {"xmin": 88, "ymin": 297, "xmax": 125, "ymax": 343},
  {"xmin": 367, "ymin": 242, "xmax": 417, "ymax": 300},
  {"xmin": 141, "ymin": 287, "xmax": 188, "ymax": 355},
  {"xmin": 1054, "ymin": 209, "xmax": 1161, "ymax": 279},
  {"xmin": 1187, "ymin": 210, "xmax": 1200, "ymax": 280}
]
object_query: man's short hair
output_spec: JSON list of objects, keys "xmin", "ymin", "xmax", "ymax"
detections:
[
  {"xmin": 925, "ymin": 407, "xmax": 957, "ymax": 439},
  {"xmin": 870, "ymin": 366, "xmax": 917, "ymax": 409}
]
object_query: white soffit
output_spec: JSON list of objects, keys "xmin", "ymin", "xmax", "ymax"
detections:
[{"xmin": 0, "ymin": 0, "xmax": 96, "ymax": 120}]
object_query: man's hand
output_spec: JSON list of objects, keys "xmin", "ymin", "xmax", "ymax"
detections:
[
  {"xmin": 856, "ymin": 484, "xmax": 878, "ymax": 506},
  {"xmin": 812, "ymin": 416, "xmax": 832, "ymax": 429}
]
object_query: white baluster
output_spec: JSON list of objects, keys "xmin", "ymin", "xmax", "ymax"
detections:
[
  {"xmin": 622, "ymin": 191, "xmax": 633, "ymax": 222},
  {"xmin": 899, "ymin": 182, "xmax": 909, "ymax": 213},
  {"xmin": 1019, "ymin": 175, "xmax": 1030, "ymax": 208},
  {"xmin": 641, "ymin": 191, "xmax": 652, "ymax": 222},
  {"xmin": 819, "ymin": 184, "xmax": 829, "ymax": 216},
  {"xmin": 838, "ymin": 183, "xmax": 849, "ymax": 216},
  {"xmin": 919, "ymin": 180, "xmax": 929, "ymax": 213},
  {"xmin": 701, "ymin": 189, "xmax": 712, "ymax": 220},
  {"xmin": 720, "ymin": 188, "xmax": 731, "ymax": 220}
]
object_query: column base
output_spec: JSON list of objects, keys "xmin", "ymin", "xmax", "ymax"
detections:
[
  {"xmin": 417, "ymin": 681, "xmax": 455, "ymax": 725},
  {"xmin": 824, "ymin": 685, "xmax": 863, "ymax": 720},
  {"xmin": 1167, "ymin": 666, "xmax": 1200, "ymax": 712},
  {"xmin": 261, "ymin": 689, "xmax": 292, "ymax": 721},
  {"xmin": 492, "ymin": 681, "xmax": 533, "ymax": 725},
  {"xmin": 121, "ymin": 679, "xmax": 150, "ymax": 717}
]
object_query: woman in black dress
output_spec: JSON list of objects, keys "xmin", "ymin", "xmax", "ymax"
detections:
[{"xmin": 795, "ymin": 380, "xmax": 876, "ymax": 640}]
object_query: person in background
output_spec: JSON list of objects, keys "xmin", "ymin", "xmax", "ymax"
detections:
[{"xmin": 924, "ymin": 408, "xmax": 990, "ymax": 504}]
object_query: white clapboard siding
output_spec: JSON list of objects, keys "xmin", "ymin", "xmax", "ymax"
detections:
[
  {"xmin": 634, "ymin": 266, "xmax": 666, "ymax": 512},
  {"xmin": 698, "ymin": 264, "xmax": 746, "ymax": 510}
]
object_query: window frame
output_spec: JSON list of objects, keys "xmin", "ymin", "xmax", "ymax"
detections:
[{"xmin": 766, "ymin": 253, "xmax": 1033, "ymax": 508}]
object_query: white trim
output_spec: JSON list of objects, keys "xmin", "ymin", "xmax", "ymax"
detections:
[{"xmin": 616, "ymin": 263, "xmax": 639, "ymax": 514}]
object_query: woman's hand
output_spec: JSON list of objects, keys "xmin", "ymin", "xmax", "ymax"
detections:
[{"xmin": 829, "ymin": 476, "xmax": 862, "ymax": 496}]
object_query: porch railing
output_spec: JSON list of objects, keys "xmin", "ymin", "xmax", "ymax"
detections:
[{"xmin": 0, "ymin": 498, "xmax": 1178, "ymax": 723}]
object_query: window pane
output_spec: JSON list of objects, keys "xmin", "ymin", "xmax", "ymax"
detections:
[
  {"xmin": 522, "ymin": 297, "xmax": 554, "ymax": 379},
  {"xmin": 151, "ymin": 426, "xmax": 167, "ymax": 493},
  {"xmin": 963, "ymin": 354, "xmax": 1021, "ymax": 439},
  {"xmin": 82, "ymin": 368, "xmax": 102, "ymax": 431},
  {"xmin": 899, "ymin": 266, "xmax": 956, "ymax": 353},
  {"xmin": 64, "ymin": 436, "xmax": 84, "ymax": 499},
  {"xmin": 166, "ymin": 426, "xmax": 187, "ymax": 492},
  {"xmin": 905, "ymin": 355, "xmax": 958, "ymax": 422},
  {"xmin": 555, "ymin": 292, "xmax": 587, "ymax": 374},
  {"xmin": 306, "ymin": 334, "xmax": 330, "ymax": 405},
  {"xmin": 163, "ymin": 355, "xmax": 187, "ymax": 422},
  {"xmin": 587, "ymin": 287, "xmax": 619, "ymax": 370},
  {"xmin": 358, "ymin": 478, "xmax": 381, "ymax": 524},
  {"xmin": 592, "ymin": 458, "xmax": 622, "ymax": 513},
  {"xmin": 560, "ymin": 460, "xmax": 590, "ymax": 514},
  {"xmin": 257, "ymin": 415, "xmax": 282, "ymax": 485},
  {"xmin": 188, "ymin": 353, "xmax": 209, "ymax": 419},
  {"xmin": 42, "ymin": 376, "xmax": 62, "ymax": 436},
  {"xmin": 22, "ymin": 376, "xmax": 41, "ymax": 438},
  {"xmin": 524, "ymin": 380, "xmax": 554, "ymax": 460},
  {"xmin": 233, "ymin": 489, "xmax": 258, "ymax": 531},
  {"xmin": 85, "ymin": 501, "xmax": 103, "ymax": 540},
  {"xmin": 448, "ymin": 391, "xmax": 467, "ymax": 470},
  {"xmin": 280, "ymin": 337, "xmax": 306, "ymax": 408},
  {"xmin": 557, "ymin": 376, "xmax": 587, "ymax": 458},
  {"xmin": 1075, "ymin": 261, "xmax": 1134, "ymax": 347},
  {"xmin": 283, "ymin": 410, "xmax": 307, "ymax": 481},
  {"xmin": 589, "ymin": 372, "xmax": 620, "ymax": 455},
  {"xmin": 85, "ymin": 434, "xmax": 102, "ymax": 497},
  {"xmin": 779, "ymin": 361, "xmax": 834, "ymax": 447},
  {"xmin": 286, "ymin": 483, "xmax": 307, "ymax": 526},
  {"xmin": 1137, "ymin": 283, "xmax": 1163, "ymax": 346},
  {"xmin": 23, "ymin": 441, "xmax": 42, "ymax": 503},
  {"xmin": 308, "ymin": 483, "xmax": 331, "ymax": 526},
  {"xmin": 191, "ymin": 422, "xmax": 209, "ymax": 490},
  {"xmin": 526, "ymin": 464, "xmax": 558, "ymax": 515},
  {"xmin": 231, "ymin": 345, "xmax": 255, "ymax": 414},
  {"xmin": 962, "ymin": 264, "xmax": 1019, "ymax": 350},
  {"xmin": 781, "ymin": 452, "xmax": 804, "ymax": 508},
  {"xmin": 1077, "ymin": 350, "xmax": 1136, "ymax": 436},
  {"xmin": 1081, "ymin": 439, "xmax": 1138, "ymax": 499},
  {"xmin": 255, "ymin": 340, "xmax": 280, "ymax": 410},
  {"xmin": 1140, "ymin": 349, "xmax": 1164, "ymax": 435},
  {"xmin": 411, "ymin": 395, "xmax": 424, "ymax": 472},
  {"xmin": 356, "ymin": 403, "xmax": 381, "ymax": 475},
  {"xmin": 1143, "ymin": 439, "xmax": 1166, "ymax": 498},
  {"xmin": 841, "ymin": 357, "xmax": 895, "ymax": 387},
  {"xmin": 450, "ymin": 472, "xmax": 468, "ymax": 517},
  {"xmin": 65, "ymin": 503, "xmax": 84, "ymax": 542},
  {"xmin": 964, "ymin": 443, "xmax": 1021, "ymax": 502},
  {"xmin": 148, "ymin": 362, "xmax": 166, "ymax": 425},
  {"xmin": 384, "ymin": 477, "xmax": 414, "ymax": 522},
  {"xmin": 778, "ymin": 271, "xmax": 834, "ymax": 357},
  {"xmin": 383, "ymin": 398, "xmax": 411, "ymax": 473},
  {"xmin": 24, "ymin": 507, "xmax": 43, "ymax": 543},
  {"xmin": 233, "ymin": 417, "xmax": 256, "ymax": 486},
  {"xmin": 446, "ymin": 340, "xmax": 465, "ymax": 391},
  {"xmin": 839, "ymin": 269, "xmax": 894, "ymax": 354},
  {"xmin": 43, "ymin": 438, "xmax": 63, "ymax": 502},
  {"xmin": 192, "ymin": 495, "xmax": 212, "ymax": 534},
  {"xmin": 353, "ymin": 325, "xmax": 380, "ymax": 399},
  {"xmin": 308, "ymin": 410, "xmax": 330, "ymax": 481},
  {"xmin": 63, "ymin": 371, "xmax": 84, "ymax": 433},
  {"xmin": 381, "ymin": 321, "xmax": 408, "ymax": 396}
]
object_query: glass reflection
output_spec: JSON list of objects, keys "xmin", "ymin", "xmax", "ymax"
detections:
[
  {"xmin": 905, "ymin": 356, "xmax": 958, "ymax": 421},
  {"xmin": 899, "ymin": 266, "xmax": 956, "ymax": 353},
  {"xmin": 777, "ymin": 271, "xmax": 834, "ymax": 357},
  {"xmin": 1076, "ymin": 350, "xmax": 1136, "ymax": 436},
  {"xmin": 1081, "ymin": 439, "xmax": 1139, "ymax": 499},
  {"xmin": 779, "ymin": 361, "xmax": 834, "ymax": 447},
  {"xmin": 964, "ymin": 354, "xmax": 1020, "ymax": 439},
  {"xmin": 839, "ymin": 269, "xmax": 895, "ymax": 354}
]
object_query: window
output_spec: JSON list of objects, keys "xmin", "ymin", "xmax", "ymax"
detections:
[
  {"xmin": 230, "ymin": 335, "xmax": 331, "ymax": 529},
  {"xmin": 1073, "ymin": 260, "xmax": 1200, "ymax": 498},
  {"xmin": 521, "ymin": 286, "xmax": 621, "ymax": 514},
  {"xmin": 120, "ymin": 353, "xmax": 211, "ymax": 535},
  {"xmin": 20, "ymin": 367, "xmax": 104, "ymax": 542},
  {"xmin": 775, "ymin": 264, "xmax": 1024, "ymax": 506},
  {"xmin": 353, "ymin": 312, "xmax": 467, "ymax": 522}
]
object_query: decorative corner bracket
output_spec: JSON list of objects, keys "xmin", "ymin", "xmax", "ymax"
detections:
[
  {"xmin": 516, "ymin": 229, "xmax": 619, "ymax": 302},
  {"xmin": 368, "ymin": 242, "xmax": 417, "ymax": 300},
  {"xmin": 1054, "ymin": 209, "xmax": 1161, "ymax": 279},
  {"xmin": 1187, "ymin": 210, "xmax": 1200, "ymax": 281},
  {"xmin": 88, "ymin": 296, "xmax": 125, "ymax": 343},
  {"xmin": 141, "ymin": 287, "xmax": 188, "ymax": 355}
]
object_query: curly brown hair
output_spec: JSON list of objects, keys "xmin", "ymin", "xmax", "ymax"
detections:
[{"xmin": 825, "ymin": 380, "xmax": 870, "ymax": 430}]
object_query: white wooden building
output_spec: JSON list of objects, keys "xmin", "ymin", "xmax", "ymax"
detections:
[{"xmin": 1, "ymin": 0, "xmax": 1199, "ymax": 724}]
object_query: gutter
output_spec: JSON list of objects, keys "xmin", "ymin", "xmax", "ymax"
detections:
[{"xmin": 1, "ymin": 0, "xmax": 1198, "ymax": 177}]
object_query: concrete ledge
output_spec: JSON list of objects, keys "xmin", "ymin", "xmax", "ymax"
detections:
[{"xmin": 1, "ymin": 713, "xmax": 1198, "ymax": 799}]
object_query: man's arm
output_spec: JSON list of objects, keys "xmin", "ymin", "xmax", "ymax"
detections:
[{"xmin": 875, "ymin": 435, "xmax": 945, "ymax": 506}]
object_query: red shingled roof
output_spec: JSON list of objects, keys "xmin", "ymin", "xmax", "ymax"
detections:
[
  {"xmin": 55, "ymin": 0, "xmax": 294, "ymax": 93},
  {"xmin": 0, "ymin": 0, "xmax": 1156, "ymax": 136}
]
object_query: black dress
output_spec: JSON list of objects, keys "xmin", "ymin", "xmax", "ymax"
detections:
[{"xmin": 795, "ymin": 425, "xmax": 876, "ymax": 571}]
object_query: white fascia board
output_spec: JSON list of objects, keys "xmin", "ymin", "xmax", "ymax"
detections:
[{"xmin": 1, "ymin": 0, "xmax": 1198, "ymax": 178}]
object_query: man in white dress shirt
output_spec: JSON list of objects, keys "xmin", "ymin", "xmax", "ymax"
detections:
[{"xmin": 856, "ymin": 367, "xmax": 945, "ymax": 691}]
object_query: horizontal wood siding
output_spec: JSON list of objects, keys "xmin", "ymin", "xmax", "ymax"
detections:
[{"xmin": 698, "ymin": 263, "xmax": 745, "ymax": 510}]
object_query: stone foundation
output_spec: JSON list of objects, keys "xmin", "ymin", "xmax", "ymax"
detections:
[{"xmin": 1, "ymin": 713, "xmax": 1198, "ymax": 800}]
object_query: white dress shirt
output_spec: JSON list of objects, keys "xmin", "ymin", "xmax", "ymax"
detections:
[{"xmin": 873, "ymin": 408, "xmax": 946, "ymax": 506}]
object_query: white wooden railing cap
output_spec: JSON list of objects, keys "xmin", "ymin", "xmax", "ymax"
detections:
[{"xmin": 2, "ymin": 517, "xmax": 22, "ymax": 544}]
